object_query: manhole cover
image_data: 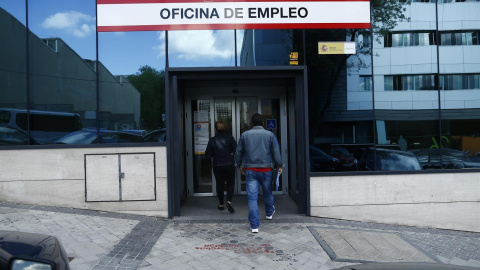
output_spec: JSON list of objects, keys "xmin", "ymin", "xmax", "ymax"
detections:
[{"xmin": 309, "ymin": 226, "xmax": 440, "ymax": 264}]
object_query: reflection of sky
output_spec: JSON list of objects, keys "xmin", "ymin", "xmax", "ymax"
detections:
[
  {"xmin": 1, "ymin": 0, "xmax": 243, "ymax": 75},
  {"xmin": 12, "ymin": 259, "xmax": 52, "ymax": 270}
]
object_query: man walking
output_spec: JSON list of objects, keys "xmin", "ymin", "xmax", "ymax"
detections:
[{"xmin": 235, "ymin": 113, "xmax": 283, "ymax": 233}]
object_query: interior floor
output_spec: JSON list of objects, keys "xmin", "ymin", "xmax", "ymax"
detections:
[{"xmin": 177, "ymin": 195, "xmax": 301, "ymax": 219}]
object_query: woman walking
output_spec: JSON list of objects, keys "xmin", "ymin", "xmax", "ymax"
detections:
[{"xmin": 204, "ymin": 120, "xmax": 237, "ymax": 213}]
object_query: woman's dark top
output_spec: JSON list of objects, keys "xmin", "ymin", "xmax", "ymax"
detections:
[{"xmin": 205, "ymin": 133, "xmax": 237, "ymax": 167}]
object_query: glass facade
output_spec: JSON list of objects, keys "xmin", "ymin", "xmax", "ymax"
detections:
[
  {"xmin": 1, "ymin": 1, "xmax": 479, "ymax": 172},
  {"xmin": 0, "ymin": 2, "xmax": 239, "ymax": 146},
  {"xmin": 241, "ymin": 1, "xmax": 480, "ymax": 172}
]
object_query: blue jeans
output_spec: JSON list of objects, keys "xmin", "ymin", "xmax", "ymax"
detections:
[{"xmin": 245, "ymin": 170, "xmax": 275, "ymax": 229}]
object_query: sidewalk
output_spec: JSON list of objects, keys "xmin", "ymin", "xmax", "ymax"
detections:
[{"xmin": 1, "ymin": 201, "xmax": 479, "ymax": 270}]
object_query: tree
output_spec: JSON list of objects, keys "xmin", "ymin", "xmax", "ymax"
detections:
[
  {"xmin": 292, "ymin": 0, "xmax": 409, "ymax": 142},
  {"xmin": 127, "ymin": 65, "xmax": 165, "ymax": 131}
]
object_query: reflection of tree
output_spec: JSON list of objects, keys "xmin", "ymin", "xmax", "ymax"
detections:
[
  {"xmin": 291, "ymin": 0, "xmax": 409, "ymax": 142},
  {"xmin": 127, "ymin": 65, "xmax": 165, "ymax": 131}
]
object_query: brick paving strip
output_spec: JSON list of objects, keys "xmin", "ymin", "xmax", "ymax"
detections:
[
  {"xmin": 1, "ymin": 202, "xmax": 480, "ymax": 269},
  {"xmin": 92, "ymin": 218, "xmax": 168, "ymax": 269}
]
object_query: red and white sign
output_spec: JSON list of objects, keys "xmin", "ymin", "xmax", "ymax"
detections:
[{"xmin": 97, "ymin": 0, "xmax": 371, "ymax": 32}]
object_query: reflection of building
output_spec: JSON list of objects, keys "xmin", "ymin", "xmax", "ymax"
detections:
[
  {"xmin": 242, "ymin": 2, "xmax": 480, "ymax": 155},
  {"xmin": 0, "ymin": 7, "xmax": 141, "ymax": 130},
  {"xmin": 349, "ymin": 2, "xmax": 480, "ymax": 152},
  {"xmin": 240, "ymin": 30, "xmax": 292, "ymax": 66}
]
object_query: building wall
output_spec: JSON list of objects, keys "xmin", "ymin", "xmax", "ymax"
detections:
[
  {"xmin": 310, "ymin": 173, "xmax": 480, "ymax": 232},
  {"xmin": 0, "ymin": 147, "xmax": 168, "ymax": 217}
]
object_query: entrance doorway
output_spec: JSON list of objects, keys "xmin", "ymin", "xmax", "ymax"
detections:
[
  {"xmin": 166, "ymin": 67, "xmax": 309, "ymax": 218},
  {"xmin": 185, "ymin": 96, "xmax": 288, "ymax": 198}
]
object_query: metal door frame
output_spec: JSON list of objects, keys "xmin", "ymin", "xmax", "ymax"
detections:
[{"xmin": 166, "ymin": 67, "xmax": 310, "ymax": 218}]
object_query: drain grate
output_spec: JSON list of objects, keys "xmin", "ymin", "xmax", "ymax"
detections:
[{"xmin": 308, "ymin": 226, "xmax": 441, "ymax": 264}]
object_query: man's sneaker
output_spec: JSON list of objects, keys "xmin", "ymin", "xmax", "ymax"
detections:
[
  {"xmin": 251, "ymin": 228, "xmax": 259, "ymax": 233},
  {"xmin": 266, "ymin": 208, "xmax": 275, "ymax": 220}
]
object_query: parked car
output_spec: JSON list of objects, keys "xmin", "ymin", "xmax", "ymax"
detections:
[
  {"xmin": 409, "ymin": 148, "xmax": 480, "ymax": 169},
  {"xmin": 327, "ymin": 146, "xmax": 358, "ymax": 171},
  {"xmin": 0, "ymin": 230, "xmax": 70, "ymax": 270},
  {"xmin": 357, "ymin": 147, "xmax": 423, "ymax": 171},
  {"xmin": 0, "ymin": 125, "xmax": 40, "ymax": 146},
  {"xmin": 54, "ymin": 129, "xmax": 143, "ymax": 144},
  {"xmin": 309, "ymin": 146, "xmax": 342, "ymax": 172},
  {"xmin": 143, "ymin": 128, "xmax": 166, "ymax": 142}
]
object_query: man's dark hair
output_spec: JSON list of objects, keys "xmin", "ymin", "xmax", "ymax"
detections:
[{"xmin": 251, "ymin": 113, "xmax": 263, "ymax": 126}]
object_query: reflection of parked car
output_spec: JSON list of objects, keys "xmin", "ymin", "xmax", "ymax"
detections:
[
  {"xmin": 0, "ymin": 108, "xmax": 82, "ymax": 144},
  {"xmin": 123, "ymin": 129, "xmax": 146, "ymax": 136},
  {"xmin": 409, "ymin": 148, "xmax": 480, "ymax": 169},
  {"xmin": 309, "ymin": 146, "xmax": 341, "ymax": 172},
  {"xmin": 0, "ymin": 125, "xmax": 39, "ymax": 146},
  {"xmin": 327, "ymin": 146, "xmax": 358, "ymax": 171},
  {"xmin": 0, "ymin": 230, "xmax": 70, "ymax": 270},
  {"xmin": 470, "ymin": 152, "xmax": 480, "ymax": 163},
  {"xmin": 143, "ymin": 128, "xmax": 166, "ymax": 142},
  {"xmin": 54, "ymin": 129, "xmax": 143, "ymax": 144},
  {"xmin": 357, "ymin": 147, "xmax": 422, "ymax": 171}
]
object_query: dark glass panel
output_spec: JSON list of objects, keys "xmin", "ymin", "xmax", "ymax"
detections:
[
  {"xmin": 373, "ymin": 2, "xmax": 439, "ymax": 171},
  {"xmin": 438, "ymin": 0, "xmax": 480, "ymax": 169},
  {"xmin": 290, "ymin": 28, "xmax": 373, "ymax": 172},
  {"xmin": 98, "ymin": 32, "xmax": 166, "ymax": 143},
  {"xmin": 240, "ymin": 29, "xmax": 293, "ymax": 66},
  {"xmin": 27, "ymin": 0, "xmax": 96, "ymax": 144},
  {"xmin": 0, "ymin": 2, "xmax": 28, "ymax": 146}
]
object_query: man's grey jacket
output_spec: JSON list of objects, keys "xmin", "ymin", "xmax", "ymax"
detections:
[{"xmin": 235, "ymin": 126, "xmax": 282, "ymax": 169}]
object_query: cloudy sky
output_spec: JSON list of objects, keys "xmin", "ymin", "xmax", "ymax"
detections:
[{"xmin": 1, "ymin": 0, "xmax": 243, "ymax": 75}]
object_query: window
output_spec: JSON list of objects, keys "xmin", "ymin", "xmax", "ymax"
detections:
[
  {"xmin": 440, "ymin": 74, "xmax": 480, "ymax": 90},
  {"xmin": 440, "ymin": 31, "xmax": 480, "ymax": 45},
  {"xmin": 384, "ymin": 75, "xmax": 437, "ymax": 91},
  {"xmin": 359, "ymin": 76, "xmax": 372, "ymax": 91},
  {"xmin": 357, "ymin": 34, "xmax": 371, "ymax": 48},
  {"xmin": 42, "ymin": 39, "xmax": 58, "ymax": 52},
  {"xmin": 0, "ymin": 111, "xmax": 12, "ymax": 125},
  {"xmin": 385, "ymin": 32, "xmax": 436, "ymax": 47}
]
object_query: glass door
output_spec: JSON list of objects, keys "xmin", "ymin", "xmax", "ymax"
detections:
[
  {"xmin": 235, "ymin": 97, "xmax": 259, "ymax": 194},
  {"xmin": 187, "ymin": 99, "xmax": 213, "ymax": 196},
  {"xmin": 235, "ymin": 97, "xmax": 285, "ymax": 195},
  {"xmin": 260, "ymin": 98, "xmax": 284, "ymax": 194},
  {"xmin": 212, "ymin": 98, "xmax": 235, "ymax": 196},
  {"xmin": 186, "ymin": 96, "xmax": 287, "ymax": 197}
]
